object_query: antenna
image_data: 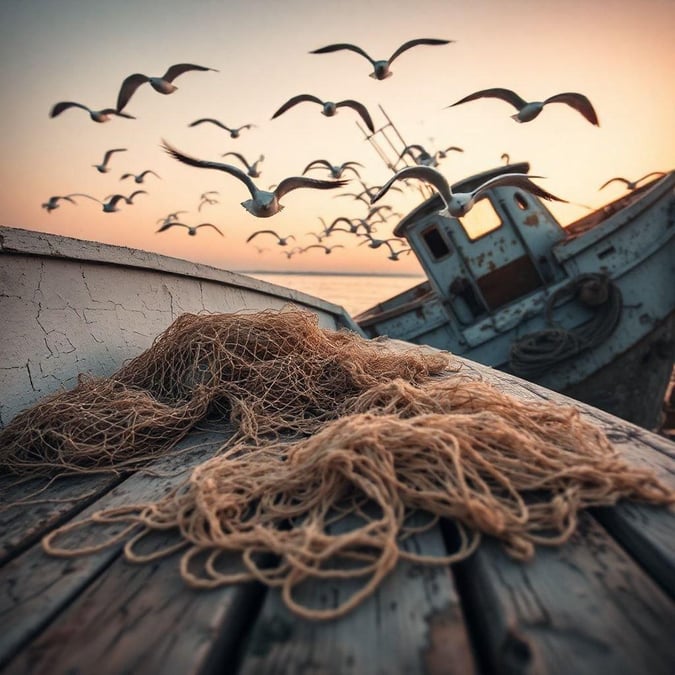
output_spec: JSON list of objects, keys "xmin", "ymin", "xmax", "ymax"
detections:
[{"xmin": 358, "ymin": 105, "xmax": 434, "ymax": 198}]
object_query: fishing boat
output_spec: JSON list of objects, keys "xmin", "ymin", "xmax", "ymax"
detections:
[{"xmin": 354, "ymin": 160, "xmax": 675, "ymax": 429}]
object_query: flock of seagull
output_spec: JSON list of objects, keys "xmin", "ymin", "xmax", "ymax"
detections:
[{"xmin": 43, "ymin": 38, "xmax": 665, "ymax": 264}]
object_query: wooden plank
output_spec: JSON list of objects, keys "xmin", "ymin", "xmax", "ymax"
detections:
[
  {"xmin": 0, "ymin": 473, "xmax": 123, "ymax": 566},
  {"xmin": 453, "ymin": 513, "xmax": 675, "ymax": 675},
  {"xmin": 238, "ymin": 515, "xmax": 477, "ymax": 675},
  {"xmin": 0, "ymin": 427, "xmax": 232, "ymax": 670},
  {"xmin": 466, "ymin": 362, "xmax": 675, "ymax": 597},
  {"xmin": 4, "ymin": 529, "xmax": 264, "ymax": 675}
]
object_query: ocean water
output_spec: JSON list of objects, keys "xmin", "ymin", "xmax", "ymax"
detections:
[{"xmin": 247, "ymin": 273, "xmax": 425, "ymax": 317}]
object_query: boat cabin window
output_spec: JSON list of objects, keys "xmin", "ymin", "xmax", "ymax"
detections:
[
  {"xmin": 459, "ymin": 197, "xmax": 503, "ymax": 241},
  {"xmin": 513, "ymin": 192, "xmax": 529, "ymax": 210},
  {"xmin": 422, "ymin": 224, "xmax": 452, "ymax": 259}
]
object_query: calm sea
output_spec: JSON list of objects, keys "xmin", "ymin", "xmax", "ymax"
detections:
[{"xmin": 247, "ymin": 273, "xmax": 425, "ymax": 317}]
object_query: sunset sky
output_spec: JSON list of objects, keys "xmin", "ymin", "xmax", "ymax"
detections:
[{"xmin": 1, "ymin": 0, "xmax": 673, "ymax": 274}]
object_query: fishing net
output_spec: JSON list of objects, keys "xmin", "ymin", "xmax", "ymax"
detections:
[{"xmin": 1, "ymin": 308, "xmax": 673, "ymax": 619}]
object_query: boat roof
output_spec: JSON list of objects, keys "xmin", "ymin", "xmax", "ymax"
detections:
[{"xmin": 393, "ymin": 162, "xmax": 531, "ymax": 237}]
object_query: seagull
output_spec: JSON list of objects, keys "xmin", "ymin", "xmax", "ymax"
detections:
[
  {"xmin": 41, "ymin": 193, "xmax": 97, "ymax": 213},
  {"xmin": 246, "ymin": 230, "xmax": 296, "ymax": 246},
  {"xmin": 599, "ymin": 172, "xmax": 666, "ymax": 191},
  {"xmin": 221, "ymin": 152, "xmax": 265, "ymax": 178},
  {"xmin": 300, "ymin": 244, "xmax": 345, "ymax": 255},
  {"xmin": 116, "ymin": 63, "xmax": 218, "ymax": 112},
  {"xmin": 400, "ymin": 144, "xmax": 463, "ymax": 167},
  {"xmin": 501, "ymin": 153, "xmax": 510, "ymax": 165},
  {"xmin": 302, "ymin": 159, "xmax": 364, "ymax": 179},
  {"xmin": 198, "ymin": 195, "xmax": 220, "ymax": 211},
  {"xmin": 448, "ymin": 88, "xmax": 599, "ymax": 126},
  {"xmin": 98, "ymin": 190, "xmax": 147, "ymax": 213},
  {"xmin": 93, "ymin": 148, "xmax": 127, "ymax": 173},
  {"xmin": 120, "ymin": 170, "xmax": 161, "ymax": 184},
  {"xmin": 254, "ymin": 245, "xmax": 269, "ymax": 254},
  {"xmin": 156, "ymin": 221, "xmax": 224, "ymax": 236},
  {"xmin": 157, "ymin": 210, "xmax": 187, "ymax": 225},
  {"xmin": 371, "ymin": 166, "xmax": 567, "ymax": 218},
  {"xmin": 310, "ymin": 38, "xmax": 453, "ymax": 80},
  {"xmin": 382, "ymin": 242, "xmax": 412, "ymax": 261},
  {"xmin": 50, "ymin": 102, "xmax": 135, "ymax": 123},
  {"xmin": 281, "ymin": 248, "xmax": 300, "ymax": 259},
  {"xmin": 188, "ymin": 118, "xmax": 256, "ymax": 138},
  {"xmin": 272, "ymin": 95, "xmax": 374, "ymax": 133},
  {"xmin": 162, "ymin": 140, "xmax": 348, "ymax": 218},
  {"xmin": 357, "ymin": 233, "xmax": 404, "ymax": 250}
]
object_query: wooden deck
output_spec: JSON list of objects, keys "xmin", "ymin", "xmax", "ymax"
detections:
[{"xmin": 1, "ymin": 350, "xmax": 674, "ymax": 675}]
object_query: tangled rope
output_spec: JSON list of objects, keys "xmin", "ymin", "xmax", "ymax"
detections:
[
  {"xmin": 2, "ymin": 308, "xmax": 672, "ymax": 620},
  {"xmin": 510, "ymin": 273, "xmax": 622, "ymax": 377}
]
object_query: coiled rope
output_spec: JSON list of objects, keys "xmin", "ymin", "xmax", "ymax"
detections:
[{"xmin": 510, "ymin": 273, "xmax": 622, "ymax": 378}]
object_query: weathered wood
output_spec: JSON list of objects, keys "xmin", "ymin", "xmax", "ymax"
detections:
[
  {"xmin": 453, "ymin": 513, "xmax": 675, "ymax": 675},
  {"xmin": 238, "ymin": 514, "xmax": 477, "ymax": 675},
  {"xmin": 0, "ymin": 473, "xmax": 123, "ymax": 566},
  {"xmin": 4, "ymin": 530, "xmax": 264, "ymax": 675},
  {"xmin": 0, "ymin": 428, "xmax": 232, "ymax": 670}
]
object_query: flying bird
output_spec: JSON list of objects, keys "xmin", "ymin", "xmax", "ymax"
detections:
[
  {"xmin": 50, "ymin": 102, "xmax": 134, "ymax": 123},
  {"xmin": 162, "ymin": 140, "xmax": 347, "ymax": 217},
  {"xmin": 272, "ymin": 95, "xmax": 374, "ymax": 133},
  {"xmin": 399, "ymin": 144, "xmax": 463, "ymax": 167},
  {"xmin": 501, "ymin": 153, "xmax": 511, "ymax": 165},
  {"xmin": 246, "ymin": 230, "xmax": 296, "ymax": 246},
  {"xmin": 221, "ymin": 152, "xmax": 265, "ymax": 177},
  {"xmin": 96, "ymin": 190, "xmax": 147, "ymax": 213},
  {"xmin": 198, "ymin": 194, "xmax": 220, "ymax": 211},
  {"xmin": 120, "ymin": 170, "xmax": 161, "ymax": 184},
  {"xmin": 302, "ymin": 159, "xmax": 363, "ymax": 179},
  {"xmin": 448, "ymin": 88, "xmax": 599, "ymax": 126},
  {"xmin": 310, "ymin": 38, "xmax": 453, "ymax": 80},
  {"xmin": 357, "ymin": 233, "xmax": 404, "ymax": 250},
  {"xmin": 371, "ymin": 166, "xmax": 567, "ymax": 218},
  {"xmin": 599, "ymin": 172, "xmax": 666, "ymax": 191},
  {"xmin": 156, "ymin": 221, "xmax": 224, "ymax": 236},
  {"xmin": 93, "ymin": 148, "xmax": 127, "ymax": 173},
  {"xmin": 382, "ymin": 242, "xmax": 412, "ymax": 261},
  {"xmin": 300, "ymin": 244, "xmax": 345, "ymax": 255},
  {"xmin": 116, "ymin": 63, "xmax": 218, "ymax": 112},
  {"xmin": 157, "ymin": 210, "xmax": 187, "ymax": 225},
  {"xmin": 188, "ymin": 118, "xmax": 256, "ymax": 138},
  {"xmin": 41, "ymin": 193, "xmax": 97, "ymax": 213}
]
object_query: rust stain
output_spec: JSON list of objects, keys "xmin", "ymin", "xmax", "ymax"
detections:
[
  {"xmin": 423, "ymin": 607, "xmax": 477, "ymax": 674},
  {"xmin": 524, "ymin": 214, "xmax": 540, "ymax": 226}
]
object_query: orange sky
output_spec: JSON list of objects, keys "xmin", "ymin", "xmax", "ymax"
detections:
[{"xmin": 1, "ymin": 0, "xmax": 673, "ymax": 274}]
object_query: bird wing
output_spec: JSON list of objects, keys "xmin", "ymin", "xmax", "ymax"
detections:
[
  {"xmin": 222, "ymin": 152, "xmax": 249, "ymax": 168},
  {"xmin": 638, "ymin": 171, "xmax": 666, "ymax": 183},
  {"xmin": 450, "ymin": 88, "xmax": 528, "ymax": 111},
  {"xmin": 197, "ymin": 223, "xmax": 224, "ymax": 236},
  {"xmin": 328, "ymin": 217, "xmax": 355, "ymax": 232},
  {"xmin": 116, "ymin": 73, "xmax": 150, "ymax": 112},
  {"xmin": 103, "ymin": 148, "xmax": 127, "ymax": 164},
  {"xmin": 162, "ymin": 140, "xmax": 257, "ymax": 196},
  {"xmin": 443, "ymin": 146, "xmax": 464, "ymax": 153},
  {"xmin": 342, "ymin": 164, "xmax": 362, "ymax": 178},
  {"xmin": 272, "ymin": 94, "xmax": 324, "ymax": 119},
  {"xmin": 107, "ymin": 194, "xmax": 126, "ymax": 206},
  {"xmin": 127, "ymin": 190, "xmax": 148, "ymax": 203},
  {"xmin": 50, "ymin": 101, "xmax": 88, "ymax": 117},
  {"xmin": 141, "ymin": 170, "xmax": 160, "ymax": 178},
  {"xmin": 599, "ymin": 177, "xmax": 627, "ymax": 189},
  {"xmin": 543, "ymin": 92, "xmax": 599, "ymax": 126},
  {"xmin": 157, "ymin": 221, "xmax": 189, "ymax": 233},
  {"xmin": 302, "ymin": 159, "xmax": 332, "ymax": 174},
  {"xmin": 337, "ymin": 100, "xmax": 374, "ymax": 132},
  {"xmin": 246, "ymin": 230, "xmax": 279, "ymax": 243},
  {"xmin": 309, "ymin": 43, "xmax": 375, "ymax": 65},
  {"xmin": 66, "ymin": 193, "xmax": 100, "ymax": 202},
  {"xmin": 274, "ymin": 177, "xmax": 348, "ymax": 200},
  {"xmin": 388, "ymin": 38, "xmax": 453, "ymax": 64},
  {"xmin": 472, "ymin": 174, "xmax": 567, "ymax": 203},
  {"xmin": 162, "ymin": 63, "xmax": 217, "ymax": 82},
  {"xmin": 371, "ymin": 166, "xmax": 450, "ymax": 204},
  {"xmin": 189, "ymin": 118, "xmax": 230, "ymax": 130},
  {"xmin": 120, "ymin": 173, "xmax": 133, "ymax": 180}
]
